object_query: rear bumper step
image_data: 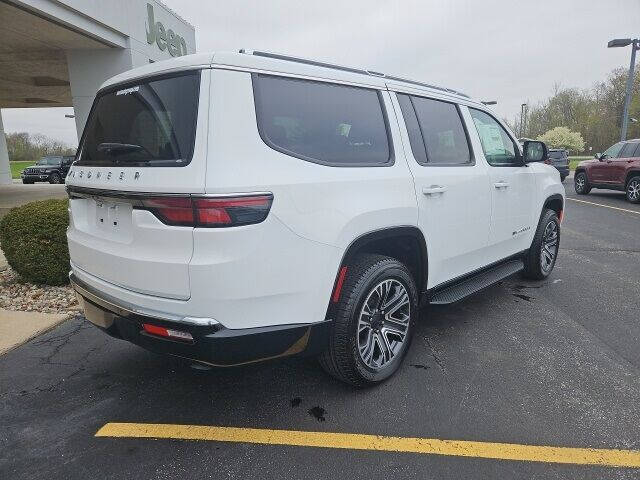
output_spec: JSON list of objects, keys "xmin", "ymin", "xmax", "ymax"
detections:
[{"xmin": 70, "ymin": 273, "xmax": 331, "ymax": 366}]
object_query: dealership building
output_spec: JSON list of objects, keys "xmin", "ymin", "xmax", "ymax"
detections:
[{"xmin": 0, "ymin": 0, "xmax": 196, "ymax": 184}]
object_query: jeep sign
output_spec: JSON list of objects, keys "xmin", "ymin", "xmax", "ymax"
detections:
[{"xmin": 145, "ymin": 3, "xmax": 188, "ymax": 57}]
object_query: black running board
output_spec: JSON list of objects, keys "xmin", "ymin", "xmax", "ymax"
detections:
[{"xmin": 429, "ymin": 259, "xmax": 524, "ymax": 305}]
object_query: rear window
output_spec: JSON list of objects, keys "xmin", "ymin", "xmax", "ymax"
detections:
[
  {"xmin": 253, "ymin": 74, "xmax": 391, "ymax": 166},
  {"xmin": 76, "ymin": 71, "xmax": 200, "ymax": 167}
]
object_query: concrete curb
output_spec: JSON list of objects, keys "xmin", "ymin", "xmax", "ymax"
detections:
[{"xmin": 0, "ymin": 310, "xmax": 74, "ymax": 355}]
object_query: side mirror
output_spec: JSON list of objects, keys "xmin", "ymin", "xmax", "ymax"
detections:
[
  {"xmin": 523, "ymin": 140, "xmax": 548, "ymax": 163},
  {"xmin": 594, "ymin": 153, "xmax": 603, "ymax": 160}
]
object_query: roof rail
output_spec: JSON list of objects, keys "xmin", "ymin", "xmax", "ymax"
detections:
[
  {"xmin": 241, "ymin": 49, "xmax": 369, "ymax": 76},
  {"xmin": 239, "ymin": 49, "xmax": 470, "ymax": 99},
  {"xmin": 385, "ymin": 75, "xmax": 470, "ymax": 98}
]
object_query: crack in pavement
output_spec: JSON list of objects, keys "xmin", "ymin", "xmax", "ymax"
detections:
[
  {"xmin": 1, "ymin": 319, "xmax": 102, "ymax": 399},
  {"xmin": 33, "ymin": 320, "xmax": 91, "ymax": 367},
  {"xmin": 425, "ymin": 336, "xmax": 445, "ymax": 373}
]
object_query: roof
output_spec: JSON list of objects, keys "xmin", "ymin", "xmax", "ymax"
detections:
[{"xmin": 100, "ymin": 50, "xmax": 481, "ymax": 106}]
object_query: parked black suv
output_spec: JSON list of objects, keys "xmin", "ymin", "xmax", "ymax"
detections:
[
  {"xmin": 21, "ymin": 155, "xmax": 74, "ymax": 184},
  {"xmin": 547, "ymin": 149, "xmax": 570, "ymax": 182}
]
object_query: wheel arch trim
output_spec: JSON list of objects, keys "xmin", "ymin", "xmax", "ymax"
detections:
[{"xmin": 325, "ymin": 226, "xmax": 429, "ymax": 317}]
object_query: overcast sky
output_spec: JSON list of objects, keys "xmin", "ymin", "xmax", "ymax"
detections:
[{"xmin": 3, "ymin": 0, "xmax": 639, "ymax": 147}]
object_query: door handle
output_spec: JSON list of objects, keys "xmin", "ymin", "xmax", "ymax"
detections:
[
  {"xmin": 494, "ymin": 181, "xmax": 510, "ymax": 189},
  {"xmin": 423, "ymin": 185, "xmax": 447, "ymax": 195}
]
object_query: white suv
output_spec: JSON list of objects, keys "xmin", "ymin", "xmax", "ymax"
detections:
[{"xmin": 67, "ymin": 51, "xmax": 565, "ymax": 386}]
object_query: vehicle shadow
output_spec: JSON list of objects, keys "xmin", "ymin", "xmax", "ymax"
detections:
[{"xmin": 2, "ymin": 277, "xmax": 540, "ymax": 432}]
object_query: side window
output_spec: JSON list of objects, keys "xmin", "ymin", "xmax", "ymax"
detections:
[
  {"xmin": 396, "ymin": 94, "xmax": 427, "ymax": 164},
  {"xmin": 469, "ymin": 108, "xmax": 520, "ymax": 166},
  {"xmin": 252, "ymin": 74, "xmax": 391, "ymax": 166},
  {"xmin": 410, "ymin": 96, "xmax": 472, "ymax": 165},
  {"xmin": 632, "ymin": 143, "xmax": 640, "ymax": 158},
  {"xmin": 618, "ymin": 142, "xmax": 636, "ymax": 158},
  {"xmin": 603, "ymin": 142, "xmax": 624, "ymax": 158}
]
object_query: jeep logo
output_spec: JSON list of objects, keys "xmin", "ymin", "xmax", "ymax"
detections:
[{"xmin": 145, "ymin": 3, "xmax": 188, "ymax": 57}]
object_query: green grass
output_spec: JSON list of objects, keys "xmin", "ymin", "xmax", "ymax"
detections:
[
  {"xmin": 568, "ymin": 156, "xmax": 592, "ymax": 171},
  {"xmin": 9, "ymin": 161, "xmax": 32, "ymax": 179}
]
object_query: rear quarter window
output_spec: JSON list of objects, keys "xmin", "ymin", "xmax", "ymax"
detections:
[{"xmin": 252, "ymin": 74, "xmax": 392, "ymax": 166}]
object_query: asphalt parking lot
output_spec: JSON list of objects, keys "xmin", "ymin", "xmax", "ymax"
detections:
[
  {"xmin": 1, "ymin": 182, "xmax": 639, "ymax": 479},
  {"xmin": 0, "ymin": 183, "xmax": 67, "ymax": 219}
]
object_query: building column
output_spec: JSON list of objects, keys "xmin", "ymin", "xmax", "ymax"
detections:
[
  {"xmin": 0, "ymin": 110, "xmax": 11, "ymax": 185},
  {"xmin": 66, "ymin": 48, "xmax": 134, "ymax": 137}
]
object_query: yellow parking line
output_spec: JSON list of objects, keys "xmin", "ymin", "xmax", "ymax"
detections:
[
  {"xmin": 95, "ymin": 423, "xmax": 640, "ymax": 468},
  {"xmin": 566, "ymin": 197, "xmax": 640, "ymax": 215}
]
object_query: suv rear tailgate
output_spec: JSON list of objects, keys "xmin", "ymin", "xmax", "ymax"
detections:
[
  {"xmin": 66, "ymin": 69, "xmax": 209, "ymax": 300},
  {"xmin": 67, "ymin": 184, "xmax": 195, "ymax": 300}
]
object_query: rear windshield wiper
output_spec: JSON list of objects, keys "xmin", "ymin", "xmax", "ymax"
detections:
[{"xmin": 97, "ymin": 142, "xmax": 154, "ymax": 158}]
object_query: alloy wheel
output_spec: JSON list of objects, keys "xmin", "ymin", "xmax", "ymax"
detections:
[
  {"xmin": 627, "ymin": 180, "xmax": 640, "ymax": 202},
  {"xmin": 540, "ymin": 220, "xmax": 559, "ymax": 274},
  {"xmin": 575, "ymin": 175, "xmax": 585, "ymax": 192},
  {"xmin": 357, "ymin": 279, "xmax": 410, "ymax": 371}
]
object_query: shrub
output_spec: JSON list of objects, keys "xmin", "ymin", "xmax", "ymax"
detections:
[{"xmin": 0, "ymin": 199, "xmax": 70, "ymax": 285}]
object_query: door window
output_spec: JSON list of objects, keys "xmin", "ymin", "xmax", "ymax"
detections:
[
  {"xmin": 602, "ymin": 142, "xmax": 624, "ymax": 159},
  {"xmin": 396, "ymin": 94, "xmax": 428, "ymax": 164},
  {"xmin": 409, "ymin": 96, "xmax": 472, "ymax": 165},
  {"xmin": 618, "ymin": 142, "xmax": 637, "ymax": 158},
  {"xmin": 469, "ymin": 108, "xmax": 520, "ymax": 166}
]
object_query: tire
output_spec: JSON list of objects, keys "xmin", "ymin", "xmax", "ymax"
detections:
[
  {"xmin": 319, "ymin": 254, "xmax": 418, "ymax": 387},
  {"xmin": 522, "ymin": 209, "xmax": 560, "ymax": 280},
  {"xmin": 560, "ymin": 174, "xmax": 567, "ymax": 183},
  {"xmin": 625, "ymin": 175, "xmax": 640, "ymax": 203},
  {"xmin": 574, "ymin": 171, "xmax": 591, "ymax": 195},
  {"xmin": 49, "ymin": 173, "xmax": 62, "ymax": 184}
]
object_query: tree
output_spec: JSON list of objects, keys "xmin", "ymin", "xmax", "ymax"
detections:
[
  {"xmin": 537, "ymin": 126, "xmax": 585, "ymax": 153},
  {"xmin": 5, "ymin": 132, "xmax": 75, "ymax": 162},
  {"xmin": 522, "ymin": 66, "xmax": 639, "ymax": 152}
]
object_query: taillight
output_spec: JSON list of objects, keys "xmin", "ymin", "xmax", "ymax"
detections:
[
  {"xmin": 141, "ymin": 197, "xmax": 194, "ymax": 226},
  {"xmin": 194, "ymin": 195, "xmax": 273, "ymax": 227},
  {"xmin": 137, "ymin": 194, "xmax": 273, "ymax": 228}
]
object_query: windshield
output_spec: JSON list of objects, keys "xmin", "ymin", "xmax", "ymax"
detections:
[
  {"xmin": 37, "ymin": 157, "xmax": 62, "ymax": 166},
  {"xmin": 75, "ymin": 71, "xmax": 200, "ymax": 167}
]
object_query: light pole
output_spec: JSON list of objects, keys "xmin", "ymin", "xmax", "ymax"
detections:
[
  {"xmin": 608, "ymin": 38, "xmax": 638, "ymax": 141},
  {"xmin": 520, "ymin": 103, "xmax": 528, "ymax": 137}
]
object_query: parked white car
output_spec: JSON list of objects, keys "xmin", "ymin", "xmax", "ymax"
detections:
[{"xmin": 67, "ymin": 51, "xmax": 564, "ymax": 386}]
